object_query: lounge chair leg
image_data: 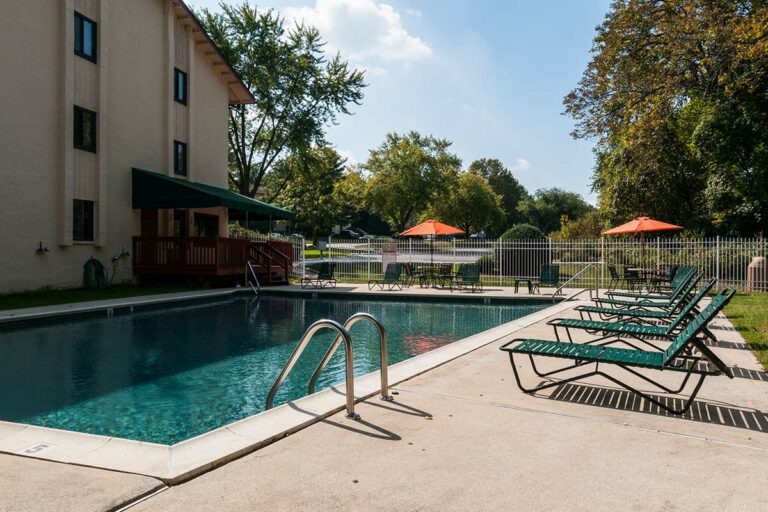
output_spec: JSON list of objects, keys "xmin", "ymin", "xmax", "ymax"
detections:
[
  {"xmin": 595, "ymin": 370, "xmax": 706, "ymax": 415},
  {"xmin": 508, "ymin": 353, "xmax": 599, "ymax": 393}
]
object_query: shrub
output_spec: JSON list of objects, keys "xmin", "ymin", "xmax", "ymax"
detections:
[
  {"xmin": 501, "ymin": 223, "xmax": 545, "ymax": 240},
  {"xmin": 476, "ymin": 255, "xmax": 496, "ymax": 274}
]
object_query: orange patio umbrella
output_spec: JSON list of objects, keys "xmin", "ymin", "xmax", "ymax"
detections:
[
  {"xmin": 401, "ymin": 219, "xmax": 466, "ymax": 237},
  {"xmin": 602, "ymin": 216, "xmax": 683, "ymax": 236},
  {"xmin": 401, "ymin": 220, "xmax": 465, "ymax": 264},
  {"xmin": 603, "ymin": 216, "xmax": 683, "ymax": 263}
]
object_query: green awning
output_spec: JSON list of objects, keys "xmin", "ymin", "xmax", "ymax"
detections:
[{"xmin": 132, "ymin": 168, "xmax": 294, "ymax": 219}]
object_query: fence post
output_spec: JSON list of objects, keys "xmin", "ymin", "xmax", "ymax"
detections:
[
  {"xmin": 301, "ymin": 236, "xmax": 306, "ymax": 279},
  {"xmin": 715, "ymin": 236, "xmax": 720, "ymax": 288},
  {"xmin": 600, "ymin": 237, "xmax": 605, "ymax": 293},
  {"xmin": 548, "ymin": 237, "xmax": 552, "ymax": 265},
  {"xmin": 498, "ymin": 238, "xmax": 502, "ymax": 287}
]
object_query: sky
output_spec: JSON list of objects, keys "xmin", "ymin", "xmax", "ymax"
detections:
[{"xmin": 190, "ymin": 0, "xmax": 612, "ymax": 202}]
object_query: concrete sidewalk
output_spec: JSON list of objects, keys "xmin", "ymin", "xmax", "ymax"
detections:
[
  {"xmin": 2, "ymin": 302, "xmax": 766, "ymax": 511},
  {"xmin": 130, "ymin": 304, "xmax": 768, "ymax": 512}
]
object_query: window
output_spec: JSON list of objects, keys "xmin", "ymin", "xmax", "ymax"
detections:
[
  {"xmin": 74, "ymin": 106, "xmax": 97, "ymax": 152},
  {"xmin": 174, "ymin": 141, "xmax": 187, "ymax": 176},
  {"xmin": 74, "ymin": 12, "xmax": 97, "ymax": 62},
  {"xmin": 174, "ymin": 68, "xmax": 188, "ymax": 104},
  {"xmin": 73, "ymin": 199, "xmax": 95, "ymax": 242}
]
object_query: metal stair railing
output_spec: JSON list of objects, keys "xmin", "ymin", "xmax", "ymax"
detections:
[
  {"xmin": 245, "ymin": 260, "xmax": 260, "ymax": 295},
  {"xmin": 307, "ymin": 313, "xmax": 393, "ymax": 402},
  {"xmin": 552, "ymin": 261, "xmax": 603, "ymax": 303},
  {"xmin": 265, "ymin": 319, "xmax": 359, "ymax": 418}
]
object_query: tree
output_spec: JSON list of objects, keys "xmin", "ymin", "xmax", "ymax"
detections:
[
  {"xmin": 500, "ymin": 224, "xmax": 545, "ymax": 240},
  {"xmin": 197, "ymin": 3, "xmax": 366, "ymax": 199},
  {"xmin": 265, "ymin": 146, "xmax": 350, "ymax": 243},
  {"xmin": 363, "ymin": 132, "xmax": 462, "ymax": 232},
  {"xmin": 427, "ymin": 172, "xmax": 506, "ymax": 234},
  {"xmin": 468, "ymin": 158, "xmax": 529, "ymax": 227},
  {"xmin": 550, "ymin": 209, "xmax": 605, "ymax": 239},
  {"xmin": 564, "ymin": 0, "xmax": 768, "ymax": 235},
  {"xmin": 517, "ymin": 188, "xmax": 592, "ymax": 234}
]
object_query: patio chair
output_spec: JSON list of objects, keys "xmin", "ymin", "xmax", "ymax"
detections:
[
  {"xmin": 451, "ymin": 263, "xmax": 483, "ymax": 293},
  {"xmin": 606, "ymin": 264, "xmax": 626, "ymax": 291},
  {"xmin": 300, "ymin": 262, "xmax": 337, "ymax": 289},
  {"xmin": 606, "ymin": 267, "xmax": 695, "ymax": 301},
  {"xmin": 436, "ymin": 263, "xmax": 455, "ymax": 288},
  {"xmin": 500, "ymin": 289, "xmax": 735, "ymax": 415},
  {"xmin": 651, "ymin": 264, "xmax": 680, "ymax": 290},
  {"xmin": 592, "ymin": 271, "xmax": 699, "ymax": 313},
  {"xmin": 548, "ymin": 279, "xmax": 718, "ymax": 351},
  {"xmin": 531, "ymin": 264, "xmax": 561, "ymax": 294},
  {"xmin": 403, "ymin": 262, "xmax": 428, "ymax": 288},
  {"xmin": 368, "ymin": 262, "xmax": 404, "ymax": 291}
]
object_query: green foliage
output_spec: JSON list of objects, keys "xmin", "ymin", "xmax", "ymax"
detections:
[
  {"xmin": 265, "ymin": 146, "xmax": 359, "ymax": 242},
  {"xmin": 517, "ymin": 188, "xmax": 592, "ymax": 234},
  {"xmin": 565, "ymin": 0, "xmax": 768, "ymax": 235},
  {"xmin": 228, "ymin": 223, "xmax": 261, "ymax": 238},
  {"xmin": 197, "ymin": 2, "xmax": 366, "ymax": 198},
  {"xmin": 427, "ymin": 172, "xmax": 506, "ymax": 234},
  {"xmin": 468, "ymin": 158, "xmax": 529, "ymax": 227},
  {"xmin": 501, "ymin": 223, "xmax": 545, "ymax": 240},
  {"xmin": 550, "ymin": 209, "xmax": 605, "ymax": 240},
  {"xmin": 363, "ymin": 131, "xmax": 462, "ymax": 232}
]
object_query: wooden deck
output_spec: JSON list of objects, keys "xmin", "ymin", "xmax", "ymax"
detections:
[{"xmin": 132, "ymin": 237, "xmax": 292, "ymax": 285}]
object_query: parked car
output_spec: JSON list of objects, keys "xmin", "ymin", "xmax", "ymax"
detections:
[{"xmin": 338, "ymin": 229, "xmax": 360, "ymax": 239}]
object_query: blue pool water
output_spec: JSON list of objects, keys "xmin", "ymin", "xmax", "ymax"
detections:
[{"xmin": 0, "ymin": 295, "xmax": 546, "ymax": 444}]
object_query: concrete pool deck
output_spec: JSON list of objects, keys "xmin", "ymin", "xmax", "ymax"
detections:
[{"xmin": 1, "ymin": 292, "xmax": 767, "ymax": 511}]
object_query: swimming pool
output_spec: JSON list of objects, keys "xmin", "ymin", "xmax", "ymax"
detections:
[{"xmin": 0, "ymin": 294, "xmax": 547, "ymax": 444}]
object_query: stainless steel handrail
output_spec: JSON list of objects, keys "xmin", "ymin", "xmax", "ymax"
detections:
[
  {"xmin": 552, "ymin": 261, "xmax": 602, "ymax": 303},
  {"xmin": 265, "ymin": 319, "xmax": 359, "ymax": 418},
  {"xmin": 307, "ymin": 313, "xmax": 393, "ymax": 401},
  {"xmin": 245, "ymin": 261, "xmax": 260, "ymax": 294}
]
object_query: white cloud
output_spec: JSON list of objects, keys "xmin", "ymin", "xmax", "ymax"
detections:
[
  {"xmin": 404, "ymin": 8, "xmax": 422, "ymax": 18},
  {"xmin": 510, "ymin": 158, "xmax": 530, "ymax": 172},
  {"xmin": 336, "ymin": 148, "xmax": 358, "ymax": 166},
  {"xmin": 283, "ymin": 0, "xmax": 432, "ymax": 68}
]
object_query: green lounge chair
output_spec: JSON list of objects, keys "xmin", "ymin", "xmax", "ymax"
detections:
[
  {"xmin": 500, "ymin": 289, "xmax": 735, "ymax": 415},
  {"xmin": 606, "ymin": 266, "xmax": 694, "ymax": 300},
  {"xmin": 451, "ymin": 263, "xmax": 483, "ymax": 292},
  {"xmin": 368, "ymin": 262, "xmax": 404, "ymax": 291},
  {"xmin": 548, "ymin": 279, "xmax": 718, "ymax": 351},
  {"xmin": 531, "ymin": 264, "xmax": 560, "ymax": 294},
  {"xmin": 300, "ymin": 262, "xmax": 337, "ymax": 289},
  {"xmin": 592, "ymin": 272, "xmax": 700, "ymax": 312},
  {"xmin": 577, "ymin": 273, "xmax": 701, "ymax": 322},
  {"xmin": 436, "ymin": 263, "xmax": 455, "ymax": 288}
]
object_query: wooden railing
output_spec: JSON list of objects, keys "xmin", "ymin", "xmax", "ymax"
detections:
[
  {"xmin": 132, "ymin": 237, "xmax": 250, "ymax": 276},
  {"xmin": 132, "ymin": 237, "xmax": 294, "ymax": 281}
]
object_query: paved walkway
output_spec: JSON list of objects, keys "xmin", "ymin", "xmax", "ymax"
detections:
[{"xmin": 2, "ymin": 300, "xmax": 766, "ymax": 511}]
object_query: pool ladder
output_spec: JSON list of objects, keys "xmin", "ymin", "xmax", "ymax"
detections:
[{"xmin": 265, "ymin": 313, "xmax": 392, "ymax": 419}]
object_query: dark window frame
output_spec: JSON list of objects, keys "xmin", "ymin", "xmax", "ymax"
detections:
[
  {"xmin": 194, "ymin": 213, "xmax": 219, "ymax": 237},
  {"xmin": 73, "ymin": 105, "xmax": 97, "ymax": 153},
  {"xmin": 174, "ymin": 140, "xmax": 188, "ymax": 176},
  {"xmin": 174, "ymin": 68, "xmax": 188, "ymax": 105},
  {"xmin": 73, "ymin": 199, "xmax": 95, "ymax": 242},
  {"xmin": 74, "ymin": 12, "xmax": 97, "ymax": 63}
]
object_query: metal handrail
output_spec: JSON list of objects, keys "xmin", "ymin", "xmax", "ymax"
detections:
[
  {"xmin": 245, "ymin": 260, "xmax": 260, "ymax": 294},
  {"xmin": 265, "ymin": 319, "xmax": 359, "ymax": 419},
  {"xmin": 307, "ymin": 313, "xmax": 393, "ymax": 402},
  {"xmin": 552, "ymin": 261, "xmax": 603, "ymax": 303}
]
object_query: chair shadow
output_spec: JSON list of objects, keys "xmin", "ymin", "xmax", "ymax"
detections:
[
  {"xmin": 287, "ymin": 401, "xmax": 401, "ymax": 441},
  {"xmin": 546, "ymin": 382, "xmax": 768, "ymax": 434},
  {"xmin": 729, "ymin": 366, "xmax": 768, "ymax": 383},
  {"xmin": 701, "ymin": 337, "xmax": 766, "ymax": 351}
]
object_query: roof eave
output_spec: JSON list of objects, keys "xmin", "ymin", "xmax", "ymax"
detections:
[{"xmin": 173, "ymin": 0, "xmax": 256, "ymax": 105}]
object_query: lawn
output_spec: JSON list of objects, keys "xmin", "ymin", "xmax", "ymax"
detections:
[
  {"xmin": 724, "ymin": 292, "xmax": 768, "ymax": 370},
  {"xmin": 0, "ymin": 284, "xmax": 203, "ymax": 312}
]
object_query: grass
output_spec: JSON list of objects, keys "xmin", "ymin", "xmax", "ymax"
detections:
[
  {"xmin": 724, "ymin": 292, "xmax": 768, "ymax": 370},
  {"xmin": 0, "ymin": 284, "xmax": 204, "ymax": 312}
]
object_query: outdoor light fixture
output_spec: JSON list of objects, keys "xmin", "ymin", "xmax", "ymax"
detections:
[{"xmin": 36, "ymin": 242, "xmax": 49, "ymax": 254}]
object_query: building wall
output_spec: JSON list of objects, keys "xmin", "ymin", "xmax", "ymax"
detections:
[{"xmin": 0, "ymin": 0, "xmax": 233, "ymax": 293}]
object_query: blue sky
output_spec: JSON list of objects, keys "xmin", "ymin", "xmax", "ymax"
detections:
[{"xmin": 191, "ymin": 0, "xmax": 611, "ymax": 202}]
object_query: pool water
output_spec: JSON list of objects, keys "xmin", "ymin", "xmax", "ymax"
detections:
[{"xmin": 0, "ymin": 295, "xmax": 546, "ymax": 444}]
